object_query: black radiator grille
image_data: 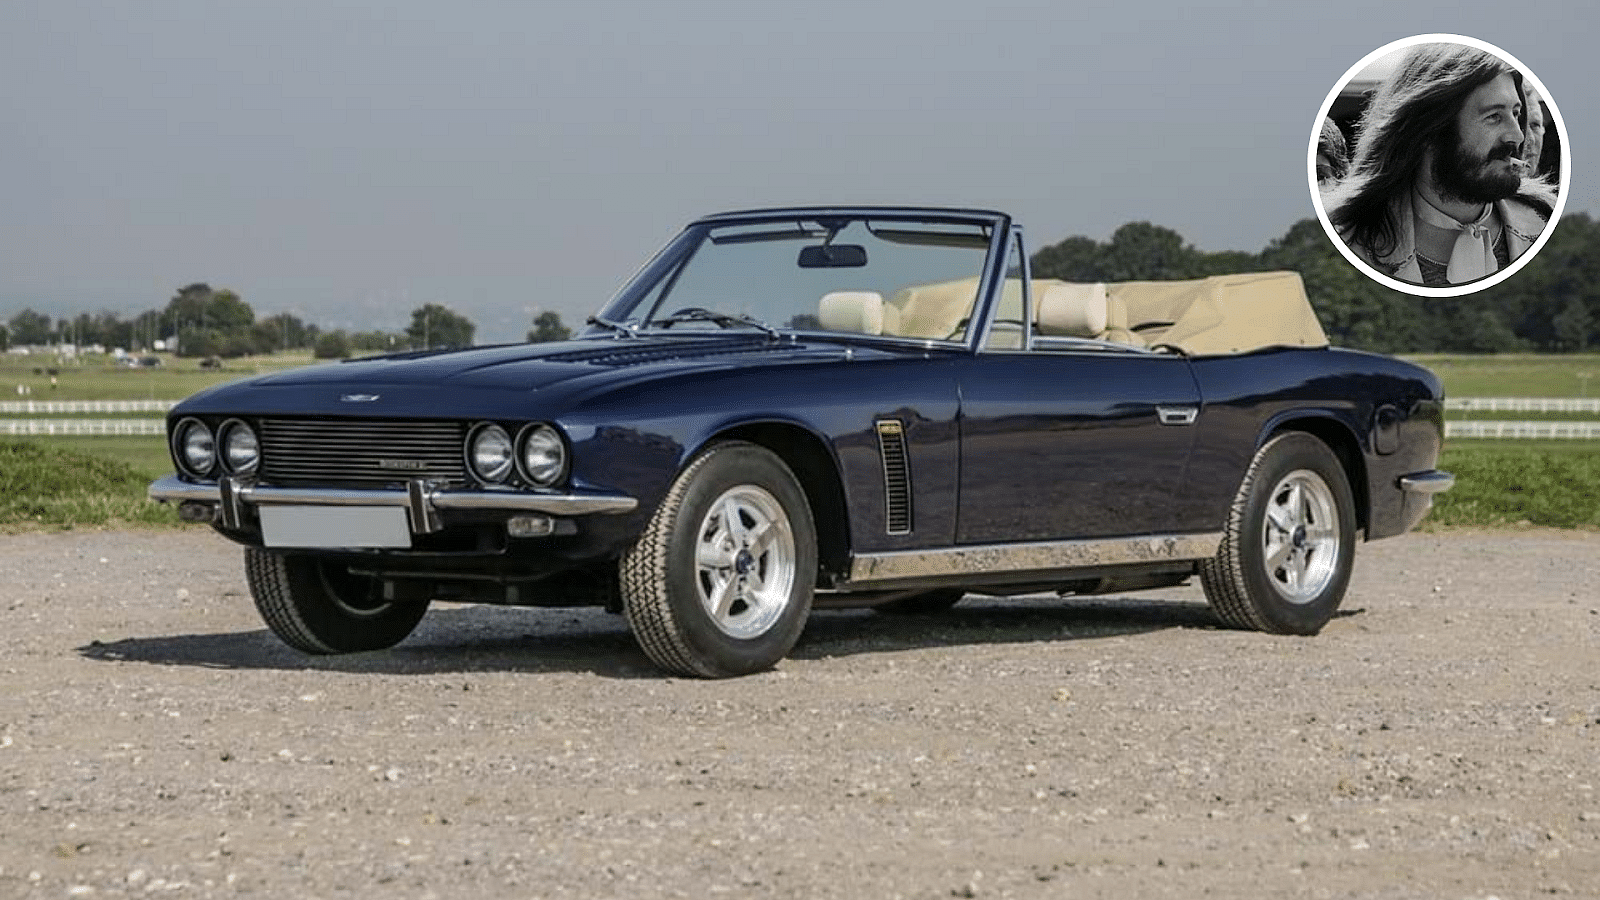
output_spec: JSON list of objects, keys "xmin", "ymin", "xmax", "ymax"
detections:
[
  {"xmin": 259, "ymin": 419, "xmax": 467, "ymax": 488},
  {"xmin": 875, "ymin": 419, "xmax": 912, "ymax": 535}
]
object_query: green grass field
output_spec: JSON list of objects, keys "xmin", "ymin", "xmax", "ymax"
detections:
[
  {"xmin": 8, "ymin": 351, "xmax": 1597, "ymax": 403},
  {"xmin": 44, "ymin": 435, "xmax": 176, "ymax": 479},
  {"xmin": 1, "ymin": 351, "xmax": 1595, "ymax": 532},
  {"xmin": 0, "ymin": 351, "xmax": 316, "ymax": 403},
  {"xmin": 1406, "ymin": 354, "xmax": 1600, "ymax": 398},
  {"xmin": 1427, "ymin": 441, "xmax": 1600, "ymax": 530},
  {"xmin": 0, "ymin": 440, "xmax": 174, "ymax": 530}
]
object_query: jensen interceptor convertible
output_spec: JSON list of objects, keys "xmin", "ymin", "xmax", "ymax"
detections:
[{"xmin": 150, "ymin": 206, "xmax": 1452, "ymax": 677}]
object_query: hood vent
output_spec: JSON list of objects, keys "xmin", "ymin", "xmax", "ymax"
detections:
[
  {"xmin": 876, "ymin": 419, "xmax": 912, "ymax": 535},
  {"xmin": 543, "ymin": 337, "xmax": 779, "ymax": 367}
]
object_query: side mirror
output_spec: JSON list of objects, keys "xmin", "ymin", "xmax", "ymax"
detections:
[{"xmin": 798, "ymin": 244, "xmax": 868, "ymax": 268}]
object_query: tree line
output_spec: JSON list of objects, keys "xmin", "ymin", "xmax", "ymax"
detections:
[
  {"xmin": 1030, "ymin": 213, "xmax": 1599, "ymax": 354},
  {"xmin": 6, "ymin": 213, "xmax": 1596, "ymax": 358},
  {"xmin": 1, "ymin": 284, "xmax": 574, "ymax": 359}
]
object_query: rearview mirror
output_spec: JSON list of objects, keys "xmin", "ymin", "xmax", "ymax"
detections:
[{"xmin": 798, "ymin": 244, "xmax": 868, "ymax": 268}]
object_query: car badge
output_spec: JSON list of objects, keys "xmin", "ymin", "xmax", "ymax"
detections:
[
  {"xmin": 340, "ymin": 393, "xmax": 381, "ymax": 403},
  {"xmin": 376, "ymin": 459, "xmax": 428, "ymax": 471}
]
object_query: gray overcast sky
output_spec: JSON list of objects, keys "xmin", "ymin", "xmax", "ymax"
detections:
[{"xmin": 2, "ymin": 0, "xmax": 1592, "ymax": 343}]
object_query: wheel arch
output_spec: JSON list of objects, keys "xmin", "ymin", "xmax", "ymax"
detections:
[
  {"xmin": 702, "ymin": 421, "xmax": 851, "ymax": 584},
  {"xmin": 1263, "ymin": 414, "xmax": 1370, "ymax": 536}
]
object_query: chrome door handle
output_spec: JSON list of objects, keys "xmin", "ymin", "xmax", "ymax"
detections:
[{"xmin": 1157, "ymin": 405, "xmax": 1198, "ymax": 426}]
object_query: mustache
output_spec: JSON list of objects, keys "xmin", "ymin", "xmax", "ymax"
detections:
[{"xmin": 1486, "ymin": 143, "xmax": 1521, "ymax": 161}]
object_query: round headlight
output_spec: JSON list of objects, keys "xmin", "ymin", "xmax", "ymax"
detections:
[
  {"xmin": 468, "ymin": 423, "xmax": 515, "ymax": 483},
  {"xmin": 518, "ymin": 423, "xmax": 567, "ymax": 487},
  {"xmin": 173, "ymin": 418, "xmax": 215, "ymax": 478},
  {"xmin": 219, "ymin": 419, "xmax": 260, "ymax": 475}
]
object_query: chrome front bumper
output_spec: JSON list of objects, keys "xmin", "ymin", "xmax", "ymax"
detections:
[{"xmin": 149, "ymin": 474, "xmax": 638, "ymax": 534}]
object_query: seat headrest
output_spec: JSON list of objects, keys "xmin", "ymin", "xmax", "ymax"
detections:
[
  {"xmin": 1037, "ymin": 282, "xmax": 1109, "ymax": 337},
  {"xmin": 819, "ymin": 291, "xmax": 887, "ymax": 335}
]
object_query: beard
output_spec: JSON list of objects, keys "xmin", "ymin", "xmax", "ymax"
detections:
[{"xmin": 1432, "ymin": 124, "xmax": 1522, "ymax": 205}]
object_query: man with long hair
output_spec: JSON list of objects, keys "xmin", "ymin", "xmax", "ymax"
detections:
[{"xmin": 1324, "ymin": 43, "xmax": 1555, "ymax": 287}]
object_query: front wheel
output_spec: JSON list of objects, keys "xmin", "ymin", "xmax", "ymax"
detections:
[
  {"xmin": 245, "ymin": 549, "xmax": 430, "ymax": 653},
  {"xmin": 1199, "ymin": 432, "xmax": 1356, "ymax": 635},
  {"xmin": 620, "ymin": 442, "xmax": 817, "ymax": 677}
]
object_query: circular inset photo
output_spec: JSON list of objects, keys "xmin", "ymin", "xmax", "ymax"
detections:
[{"xmin": 1310, "ymin": 34, "xmax": 1569, "ymax": 297}]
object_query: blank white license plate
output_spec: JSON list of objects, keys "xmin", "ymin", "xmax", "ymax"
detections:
[{"xmin": 259, "ymin": 505, "xmax": 412, "ymax": 548}]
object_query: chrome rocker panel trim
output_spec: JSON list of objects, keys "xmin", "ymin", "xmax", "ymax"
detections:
[{"xmin": 846, "ymin": 532, "xmax": 1224, "ymax": 588}]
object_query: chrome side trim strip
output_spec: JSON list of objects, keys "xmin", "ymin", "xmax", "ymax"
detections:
[
  {"xmin": 148, "ymin": 474, "xmax": 638, "ymax": 518},
  {"xmin": 847, "ymin": 532, "xmax": 1222, "ymax": 587},
  {"xmin": 1399, "ymin": 470, "xmax": 1455, "ymax": 494}
]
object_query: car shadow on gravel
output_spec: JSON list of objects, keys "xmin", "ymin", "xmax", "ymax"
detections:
[
  {"xmin": 74, "ymin": 593, "xmax": 1263, "ymax": 677},
  {"xmin": 76, "ymin": 606, "xmax": 658, "ymax": 678},
  {"xmin": 794, "ymin": 594, "xmax": 1226, "ymax": 661}
]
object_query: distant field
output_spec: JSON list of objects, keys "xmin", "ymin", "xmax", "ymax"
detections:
[
  {"xmin": 1, "ymin": 351, "xmax": 1595, "ymax": 531},
  {"xmin": 8, "ymin": 351, "xmax": 1596, "ymax": 402},
  {"xmin": 0, "ymin": 351, "xmax": 317, "ymax": 403},
  {"xmin": 1406, "ymin": 353, "xmax": 1600, "ymax": 399},
  {"xmin": 46, "ymin": 435, "xmax": 175, "ymax": 480}
]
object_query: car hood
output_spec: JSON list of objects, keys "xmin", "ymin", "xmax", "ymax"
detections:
[{"xmin": 174, "ymin": 335, "xmax": 871, "ymax": 417}]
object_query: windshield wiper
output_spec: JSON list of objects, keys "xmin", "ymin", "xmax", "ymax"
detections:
[
  {"xmin": 654, "ymin": 307, "xmax": 781, "ymax": 339},
  {"xmin": 585, "ymin": 315, "xmax": 639, "ymax": 338}
]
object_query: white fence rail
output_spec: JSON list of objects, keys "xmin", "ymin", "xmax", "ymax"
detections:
[
  {"xmin": 0, "ymin": 400, "xmax": 176, "ymax": 414},
  {"xmin": 1447, "ymin": 397, "xmax": 1600, "ymax": 413},
  {"xmin": 1, "ymin": 419, "xmax": 167, "ymax": 436},
  {"xmin": 1446, "ymin": 420, "xmax": 1600, "ymax": 439}
]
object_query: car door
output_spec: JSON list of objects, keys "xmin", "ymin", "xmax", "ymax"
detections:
[{"xmin": 953, "ymin": 351, "xmax": 1202, "ymax": 544}]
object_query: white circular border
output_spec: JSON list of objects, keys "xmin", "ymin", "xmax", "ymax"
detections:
[{"xmin": 1309, "ymin": 33, "xmax": 1572, "ymax": 298}]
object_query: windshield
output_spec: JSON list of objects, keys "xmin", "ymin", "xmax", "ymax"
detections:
[{"xmin": 600, "ymin": 216, "xmax": 997, "ymax": 342}]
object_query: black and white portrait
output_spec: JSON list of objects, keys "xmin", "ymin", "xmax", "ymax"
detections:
[{"xmin": 1313, "ymin": 35, "xmax": 1567, "ymax": 296}]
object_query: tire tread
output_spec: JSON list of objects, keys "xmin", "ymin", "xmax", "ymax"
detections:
[
  {"xmin": 619, "ymin": 442, "xmax": 815, "ymax": 678},
  {"xmin": 1200, "ymin": 431, "xmax": 1353, "ymax": 635},
  {"xmin": 620, "ymin": 447, "xmax": 726, "ymax": 677},
  {"xmin": 246, "ymin": 547, "xmax": 338, "ymax": 654},
  {"xmin": 244, "ymin": 547, "xmax": 427, "ymax": 654}
]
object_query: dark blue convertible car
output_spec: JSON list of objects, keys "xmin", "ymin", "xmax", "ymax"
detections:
[{"xmin": 150, "ymin": 207, "xmax": 1452, "ymax": 677}]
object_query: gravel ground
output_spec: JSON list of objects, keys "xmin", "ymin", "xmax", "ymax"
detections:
[{"xmin": 1, "ymin": 527, "xmax": 1597, "ymax": 900}]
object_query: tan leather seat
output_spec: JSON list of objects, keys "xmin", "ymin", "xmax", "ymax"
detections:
[
  {"xmin": 887, "ymin": 277, "xmax": 979, "ymax": 339},
  {"xmin": 819, "ymin": 291, "xmax": 896, "ymax": 335},
  {"xmin": 1037, "ymin": 282, "xmax": 1109, "ymax": 338},
  {"xmin": 1101, "ymin": 296, "xmax": 1146, "ymax": 347}
]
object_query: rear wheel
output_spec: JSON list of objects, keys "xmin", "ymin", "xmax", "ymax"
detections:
[
  {"xmin": 1200, "ymin": 431, "xmax": 1355, "ymax": 635},
  {"xmin": 245, "ymin": 549, "xmax": 430, "ymax": 653},
  {"xmin": 620, "ymin": 442, "xmax": 816, "ymax": 678}
]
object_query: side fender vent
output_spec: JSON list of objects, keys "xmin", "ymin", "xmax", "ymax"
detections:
[{"xmin": 875, "ymin": 419, "xmax": 913, "ymax": 535}]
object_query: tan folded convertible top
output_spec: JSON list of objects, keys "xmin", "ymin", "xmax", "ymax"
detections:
[
  {"xmin": 877, "ymin": 270, "xmax": 1328, "ymax": 355},
  {"xmin": 1108, "ymin": 271, "xmax": 1328, "ymax": 356}
]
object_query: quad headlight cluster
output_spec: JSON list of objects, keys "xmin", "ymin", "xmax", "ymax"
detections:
[
  {"xmin": 172, "ymin": 417, "xmax": 262, "ymax": 479},
  {"xmin": 466, "ymin": 422, "xmax": 567, "ymax": 488},
  {"xmin": 172, "ymin": 416, "xmax": 567, "ymax": 489}
]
